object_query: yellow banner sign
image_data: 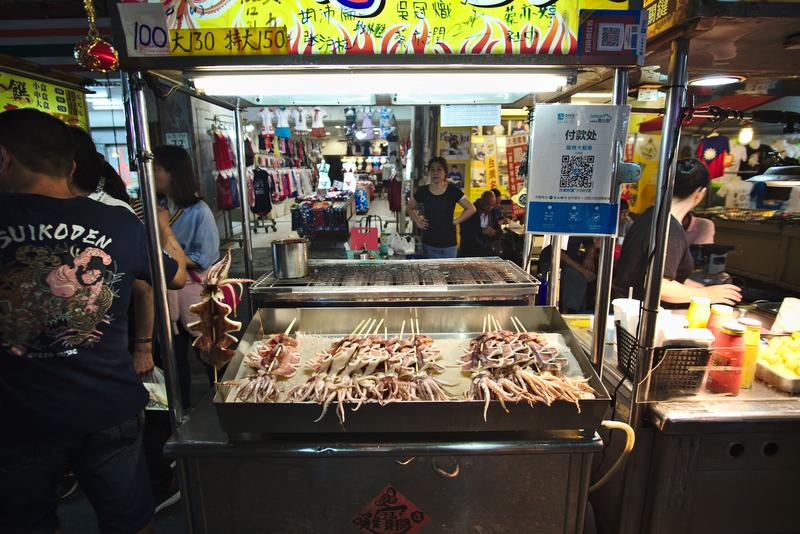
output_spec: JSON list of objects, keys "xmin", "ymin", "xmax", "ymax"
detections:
[
  {"xmin": 160, "ymin": 0, "xmax": 628, "ymax": 56},
  {"xmin": 0, "ymin": 70, "xmax": 88, "ymax": 129},
  {"xmin": 168, "ymin": 27, "xmax": 288, "ymax": 56}
]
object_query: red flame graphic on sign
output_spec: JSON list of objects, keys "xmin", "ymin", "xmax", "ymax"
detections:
[
  {"xmin": 408, "ymin": 21, "xmax": 429, "ymax": 54},
  {"xmin": 381, "ymin": 24, "xmax": 406, "ymax": 54}
]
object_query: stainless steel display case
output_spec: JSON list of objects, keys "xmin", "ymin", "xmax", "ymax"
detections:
[
  {"xmin": 249, "ymin": 258, "xmax": 540, "ymax": 307},
  {"xmin": 214, "ymin": 305, "xmax": 610, "ymax": 439}
]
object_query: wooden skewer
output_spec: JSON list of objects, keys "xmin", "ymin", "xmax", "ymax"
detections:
[
  {"xmin": 350, "ymin": 319, "xmax": 366, "ymax": 336},
  {"xmin": 415, "ymin": 318, "xmax": 421, "ymax": 338},
  {"xmin": 482, "ymin": 316, "xmax": 487, "ymax": 334},
  {"xmin": 494, "ymin": 316, "xmax": 503, "ymax": 332},
  {"xmin": 363, "ymin": 319, "xmax": 376, "ymax": 337},
  {"xmin": 214, "ymin": 366, "xmax": 219, "ymax": 384},
  {"xmin": 284, "ymin": 317, "xmax": 297, "ymax": 335},
  {"xmin": 400, "ymin": 319, "xmax": 406, "ymax": 340},
  {"xmin": 373, "ymin": 318, "xmax": 385, "ymax": 335},
  {"xmin": 513, "ymin": 316, "xmax": 527, "ymax": 333},
  {"xmin": 511, "ymin": 317, "xmax": 522, "ymax": 333},
  {"xmin": 266, "ymin": 344, "xmax": 283, "ymax": 374},
  {"xmin": 384, "ymin": 326, "xmax": 388, "ymax": 340}
]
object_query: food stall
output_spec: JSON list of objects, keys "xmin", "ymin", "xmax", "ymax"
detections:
[
  {"xmin": 558, "ymin": 0, "xmax": 800, "ymax": 531},
  {"xmin": 109, "ymin": 0, "xmax": 651, "ymax": 531}
]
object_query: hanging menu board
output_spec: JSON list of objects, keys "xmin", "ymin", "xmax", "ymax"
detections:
[
  {"xmin": 0, "ymin": 70, "xmax": 88, "ymax": 130},
  {"xmin": 118, "ymin": 0, "xmax": 637, "ymax": 58}
]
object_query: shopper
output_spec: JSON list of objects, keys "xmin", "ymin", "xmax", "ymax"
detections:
[
  {"xmin": 0, "ymin": 108, "xmax": 187, "ymax": 533},
  {"xmin": 613, "ymin": 158, "xmax": 742, "ymax": 305},
  {"xmin": 618, "ymin": 198, "xmax": 633, "ymax": 239},
  {"xmin": 460, "ymin": 191, "xmax": 502, "ymax": 257},
  {"xmin": 153, "ymin": 144, "xmax": 220, "ymax": 408},
  {"xmin": 407, "ymin": 156, "xmax": 476, "ymax": 258}
]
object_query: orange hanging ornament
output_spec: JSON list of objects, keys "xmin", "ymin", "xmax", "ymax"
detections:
[{"xmin": 74, "ymin": 0, "xmax": 119, "ymax": 73}]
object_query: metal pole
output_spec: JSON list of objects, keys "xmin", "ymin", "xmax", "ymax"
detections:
[
  {"xmin": 233, "ymin": 102, "xmax": 255, "ymax": 316},
  {"xmin": 127, "ymin": 71, "xmax": 184, "ymax": 428},
  {"xmin": 547, "ymin": 236, "xmax": 562, "ymax": 307},
  {"xmin": 629, "ymin": 38, "xmax": 689, "ymax": 428},
  {"xmin": 590, "ymin": 68, "xmax": 629, "ymax": 375},
  {"xmin": 127, "ymin": 70, "xmax": 195, "ymax": 534}
]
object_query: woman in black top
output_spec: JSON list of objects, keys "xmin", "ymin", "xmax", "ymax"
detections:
[{"xmin": 407, "ymin": 156, "xmax": 476, "ymax": 258}]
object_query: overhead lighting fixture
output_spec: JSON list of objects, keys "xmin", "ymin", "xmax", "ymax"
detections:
[
  {"xmin": 738, "ymin": 125, "xmax": 754, "ymax": 145},
  {"xmin": 747, "ymin": 164, "xmax": 800, "ymax": 187},
  {"xmin": 192, "ymin": 72, "xmax": 567, "ymax": 99},
  {"xmin": 572, "ymin": 92, "xmax": 613, "ymax": 98},
  {"xmin": 689, "ymin": 75, "xmax": 746, "ymax": 87}
]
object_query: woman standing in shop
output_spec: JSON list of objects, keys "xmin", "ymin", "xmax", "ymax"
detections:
[
  {"xmin": 407, "ymin": 156, "xmax": 476, "ymax": 258},
  {"xmin": 153, "ymin": 145, "xmax": 221, "ymax": 409}
]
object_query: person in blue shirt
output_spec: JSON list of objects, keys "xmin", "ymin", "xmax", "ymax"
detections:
[{"xmin": 153, "ymin": 145, "xmax": 221, "ymax": 409}]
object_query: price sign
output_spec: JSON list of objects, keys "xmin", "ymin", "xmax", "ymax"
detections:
[
  {"xmin": 0, "ymin": 70, "xmax": 89, "ymax": 129},
  {"xmin": 118, "ymin": 3, "xmax": 170, "ymax": 57},
  {"xmin": 168, "ymin": 27, "xmax": 288, "ymax": 56}
]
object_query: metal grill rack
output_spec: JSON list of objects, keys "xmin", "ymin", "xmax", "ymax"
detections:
[{"xmin": 250, "ymin": 258, "xmax": 539, "ymax": 306}]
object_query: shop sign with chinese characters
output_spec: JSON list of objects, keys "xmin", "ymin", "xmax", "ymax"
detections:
[
  {"xmin": 0, "ymin": 70, "xmax": 89, "ymax": 129},
  {"xmin": 506, "ymin": 134, "xmax": 528, "ymax": 219},
  {"xmin": 526, "ymin": 104, "xmax": 629, "ymax": 236},
  {"xmin": 119, "ymin": 0, "xmax": 634, "ymax": 58}
]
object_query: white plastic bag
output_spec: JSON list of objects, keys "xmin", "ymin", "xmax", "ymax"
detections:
[
  {"xmin": 141, "ymin": 367, "xmax": 169, "ymax": 411},
  {"xmin": 389, "ymin": 233, "xmax": 415, "ymax": 255}
]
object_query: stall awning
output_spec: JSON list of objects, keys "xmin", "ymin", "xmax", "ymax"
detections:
[{"xmin": 638, "ymin": 95, "xmax": 777, "ymax": 133}]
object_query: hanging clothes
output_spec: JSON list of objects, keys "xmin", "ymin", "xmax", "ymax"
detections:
[
  {"xmin": 311, "ymin": 107, "xmax": 328, "ymax": 138},
  {"xmin": 275, "ymin": 107, "xmax": 292, "ymax": 139},
  {"xmin": 696, "ymin": 134, "xmax": 730, "ymax": 179},
  {"xmin": 252, "ymin": 168, "xmax": 273, "ymax": 215},
  {"xmin": 361, "ymin": 108, "xmax": 374, "ymax": 140},
  {"xmin": 259, "ymin": 108, "xmax": 276, "ymax": 137},
  {"xmin": 216, "ymin": 173, "xmax": 234, "ymax": 210},
  {"xmin": 388, "ymin": 178, "xmax": 402, "ymax": 213},
  {"xmin": 379, "ymin": 106, "xmax": 393, "ymax": 140},
  {"xmin": 293, "ymin": 107, "xmax": 311, "ymax": 134}
]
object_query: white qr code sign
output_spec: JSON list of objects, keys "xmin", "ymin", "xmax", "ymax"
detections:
[
  {"xmin": 526, "ymin": 104, "xmax": 629, "ymax": 236},
  {"xmin": 597, "ymin": 23, "xmax": 624, "ymax": 51}
]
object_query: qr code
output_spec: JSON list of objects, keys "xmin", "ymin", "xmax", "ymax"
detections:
[
  {"xmin": 560, "ymin": 155, "xmax": 595, "ymax": 189},
  {"xmin": 597, "ymin": 23, "xmax": 624, "ymax": 51}
]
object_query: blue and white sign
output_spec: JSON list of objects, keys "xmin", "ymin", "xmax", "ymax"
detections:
[{"xmin": 526, "ymin": 104, "xmax": 629, "ymax": 236}]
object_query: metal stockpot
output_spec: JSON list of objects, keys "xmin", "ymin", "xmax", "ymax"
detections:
[{"xmin": 271, "ymin": 238, "xmax": 309, "ymax": 279}]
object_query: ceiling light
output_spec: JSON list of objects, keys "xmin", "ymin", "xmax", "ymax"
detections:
[
  {"xmin": 738, "ymin": 125, "xmax": 754, "ymax": 145},
  {"xmin": 689, "ymin": 76, "xmax": 746, "ymax": 87},
  {"xmin": 192, "ymin": 72, "xmax": 567, "ymax": 99},
  {"xmin": 573, "ymin": 92, "xmax": 613, "ymax": 98}
]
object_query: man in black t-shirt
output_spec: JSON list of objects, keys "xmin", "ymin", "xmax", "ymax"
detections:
[
  {"xmin": 0, "ymin": 109, "xmax": 187, "ymax": 533},
  {"xmin": 613, "ymin": 159, "xmax": 741, "ymax": 306}
]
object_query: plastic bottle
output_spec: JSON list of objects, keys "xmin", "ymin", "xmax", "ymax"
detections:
[
  {"xmin": 687, "ymin": 297, "xmax": 711, "ymax": 329},
  {"xmin": 706, "ymin": 320, "xmax": 745, "ymax": 396},
  {"xmin": 707, "ymin": 304, "xmax": 733, "ymax": 339},
  {"xmin": 738, "ymin": 318, "xmax": 762, "ymax": 389}
]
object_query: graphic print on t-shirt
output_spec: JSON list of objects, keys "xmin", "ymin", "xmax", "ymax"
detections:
[{"xmin": 0, "ymin": 230, "xmax": 122, "ymax": 356}]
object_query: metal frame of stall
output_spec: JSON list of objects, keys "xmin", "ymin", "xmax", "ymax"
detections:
[
  {"xmin": 581, "ymin": 0, "xmax": 800, "ymax": 531},
  {"xmin": 109, "ymin": 4, "xmax": 664, "ymax": 531}
]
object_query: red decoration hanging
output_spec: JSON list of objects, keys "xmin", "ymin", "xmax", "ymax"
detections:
[{"xmin": 74, "ymin": 0, "xmax": 119, "ymax": 73}]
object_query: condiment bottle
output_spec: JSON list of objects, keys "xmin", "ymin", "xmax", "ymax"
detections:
[
  {"xmin": 706, "ymin": 320, "xmax": 744, "ymax": 396},
  {"xmin": 738, "ymin": 318, "xmax": 762, "ymax": 389},
  {"xmin": 707, "ymin": 304, "xmax": 733, "ymax": 339},
  {"xmin": 687, "ymin": 297, "xmax": 711, "ymax": 329}
]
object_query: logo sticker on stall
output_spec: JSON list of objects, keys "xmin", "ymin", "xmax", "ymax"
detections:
[{"xmin": 352, "ymin": 486, "xmax": 429, "ymax": 533}]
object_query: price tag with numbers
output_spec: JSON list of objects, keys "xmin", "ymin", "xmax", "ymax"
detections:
[
  {"xmin": 118, "ymin": 3, "xmax": 170, "ymax": 57},
  {"xmin": 169, "ymin": 27, "xmax": 288, "ymax": 56}
]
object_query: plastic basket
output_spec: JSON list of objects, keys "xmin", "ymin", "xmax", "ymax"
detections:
[{"xmin": 615, "ymin": 322, "xmax": 710, "ymax": 397}]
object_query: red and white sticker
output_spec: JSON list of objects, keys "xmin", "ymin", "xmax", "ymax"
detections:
[{"xmin": 352, "ymin": 486, "xmax": 429, "ymax": 534}]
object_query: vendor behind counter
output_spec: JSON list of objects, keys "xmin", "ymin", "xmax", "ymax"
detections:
[{"xmin": 613, "ymin": 158, "xmax": 742, "ymax": 307}]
